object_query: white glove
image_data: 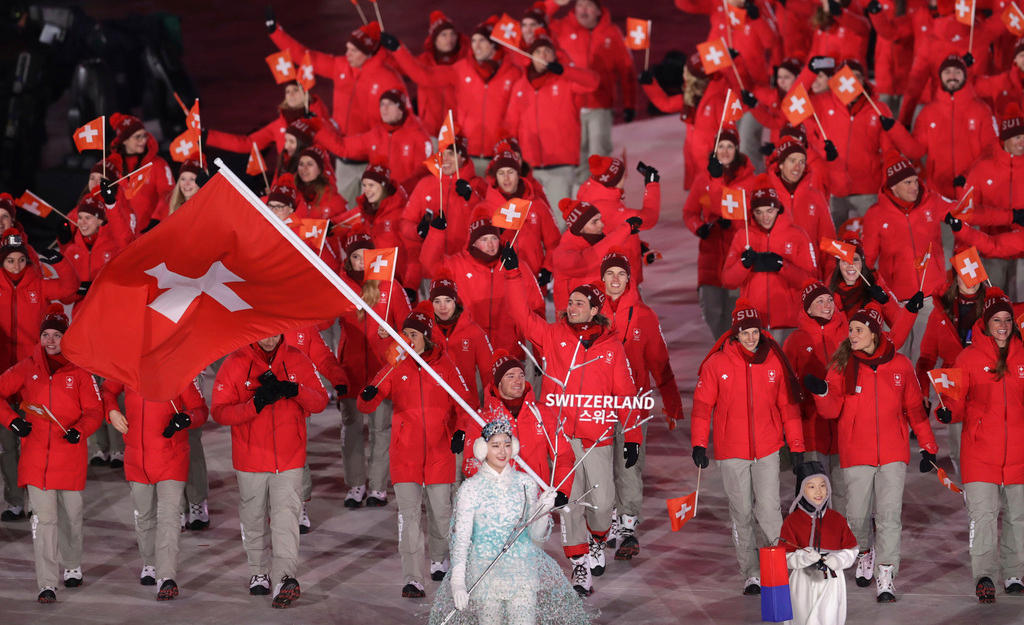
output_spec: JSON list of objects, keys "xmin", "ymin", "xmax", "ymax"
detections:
[
  {"xmin": 790, "ymin": 546, "xmax": 820, "ymax": 568},
  {"xmin": 823, "ymin": 554, "xmax": 841, "ymax": 571},
  {"xmin": 538, "ymin": 489, "xmax": 557, "ymax": 514},
  {"xmin": 452, "ymin": 583, "xmax": 469, "ymax": 610}
]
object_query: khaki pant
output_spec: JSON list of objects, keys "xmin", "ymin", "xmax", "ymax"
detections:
[
  {"xmin": 613, "ymin": 422, "xmax": 648, "ymax": 518},
  {"xmin": 532, "ymin": 166, "xmax": 575, "ymax": 229},
  {"xmin": 560, "ymin": 440, "xmax": 615, "ymax": 551},
  {"xmin": 27, "ymin": 486, "xmax": 83, "ymax": 590},
  {"xmin": 843, "ymin": 462, "xmax": 906, "ymax": 576},
  {"xmin": 948, "ymin": 422, "xmax": 963, "ymax": 474},
  {"xmin": 829, "ymin": 194, "xmax": 878, "ymax": 230},
  {"xmin": 965, "ymin": 482, "xmax": 1024, "ymax": 582},
  {"xmin": 87, "ymin": 422, "xmax": 125, "ymax": 456},
  {"xmin": 576, "ymin": 108, "xmax": 613, "ymax": 185},
  {"xmin": 469, "ymin": 156, "xmax": 491, "ymax": 178},
  {"xmin": 184, "ymin": 427, "xmax": 208, "ymax": 506},
  {"xmin": 719, "ymin": 452, "xmax": 783, "ymax": 579},
  {"xmin": 130, "ymin": 480, "xmax": 184, "ymax": 580},
  {"xmin": 737, "ymin": 111, "xmax": 766, "ymax": 173},
  {"xmin": 805, "ymin": 451, "xmax": 847, "ymax": 516},
  {"xmin": 334, "ymin": 158, "xmax": 368, "ymax": 205},
  {"xmin": 698, "ymin": 285, "xmax": 739, "ymax": 341},
  {"xmin": 0, "ymin": 423, "xmax": 23, "ymax": 508},
  {"xmin": 898, "ymin": 295, "xmax": 934, "ymax": 366},
  {"xmin": 340, "ymin": 398, "xmax": 391, "ymax": 492},
  {"xmin": 394, "ymin": 482, "xmax": 451, "ymax": 585},
  {"xmin": 236, "ymin": 468, "xmax": 302, "ymax": 583}
]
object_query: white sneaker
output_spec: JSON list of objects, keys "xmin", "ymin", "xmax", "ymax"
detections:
[
  {"xmin": 876, "ymin": 564, "xmax": 896, "ymax": 602},
  {"xmin": 588, "ymin": 536, "xmax": 606, "ymax": 576},
  {"xmin": 855, "ymin": 548, "xmax": 875, "ymax": 586},
  {"xmin": 62, "ymin": 567, "xmax": 82, "ymax": 588},
  {"xmin": 140, "ymin": 565, "xmax": 156, "ymax": 586},
  {"xmin": 430, "ymin": 558, "xmax": 449, "ymax": 581},
  {"xmin": 299, "ymin": 502, "xmax": 311, "ymax": 534},
  {"xmin": 187, "ymin": 500, "xmax": 209, "ymax": 530},
  {"xmin": 249, "ymin": 573, "xmax": 271, "ymax": 595},
  {"xmin": 109, "ymin": 450, "xmax": 124, "ymax": 468},
  {"xmin": 1006, "ymin": 576, "xmax": 1024, "ymax": 594},
  {"xmin": 743, "ymin": 576, "xmax": 761, "ymax": 595},
  {"xmin": 89, "ymin": 450, "xmax": 109, "ymax": 466},
  {"xmin": 570, "ymin": 555, "xmax": 592, "ymax": 597},
  {"xmin": 606, "ymin": 508, "xmax": 620, "ymax": 549},
  {"xmin": 365, "ymin": 489, "xmax": 388, "ymax": 507},
  {"xmin": 344, "ymin": 485, "xmax": 366, "ymax": 508}
]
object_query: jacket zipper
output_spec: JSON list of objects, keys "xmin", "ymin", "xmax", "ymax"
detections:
[
  {"xmin": 141, "ymin": 402, "xmax": 151, "ymax": 483},
  {"xmin": 873, "ymin": 369, "xmax": 881, "ymax": 466},
  {"xmin": 44, "ymin": 377, "xmax": 52, "ymax": 490},
  {"xmin": 746, "ymin": 361, "xmax": 755, "ymax": 460},
  {"xmin": 419, "ymin": 361, "xmax": 427, "ymax": 486}
]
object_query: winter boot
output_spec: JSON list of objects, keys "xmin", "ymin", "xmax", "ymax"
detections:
[
  {"xmin": 402, "ymin": 580, "xmax": 425, "ymax": 598},
  {"xmin": 743, "ymin": 577, "xmax": 761, "ymax": 595},
  {"xmin": 157, "ymin": 578, "xmax": 179, "ymax": 601},
  {"xmin": 344, "ymin": 485, "xmax": 366, "ymax": 508},
  {"xmin": 570, "ymin": 555, "xmax": 592, "ymax": 597},
  {"xmin": 976, "ymin": 577, "xmax": 996, "ymax": 604},
  {"xmin": 272, "ymin": 576, "xmax": 301, "ymax": 608},
  {"xmin": 614, "ymin": 514, "xmax": 640, "ymax": 560},
  {"xmin": 249, "ymin": 574, "xmax": 271, "ymax": 596},
  {"xmin": 606, "ymin": 509, "xmax": 620, "ymax": 549},
  {"xmin": 876, "ymin": 564, "xmax": 896, "ymax": 602},
  {"xmin": 855, "ymin": 548, "xmax": 875, "ymax": 587},
  {"xmin": 140, "ymin": 565, "xmax": 156, "ymax": 586},
  {"xmin": 1005, "ymin": 577, "xmax": 1024, "ymax": 594},
  {"xmin": 588, "ymin": 536, "xmax": 606, "ymax": 576}
]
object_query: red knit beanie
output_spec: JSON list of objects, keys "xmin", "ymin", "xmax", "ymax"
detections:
[
  {"xmin": 285, "ymin": 118, "xmax": 319, "ymax": 146},
  {"xmin": 850, "ymin": 306, "xmax": 883, "ymax": 336},
  {"xmin": 349, "ymin": 21, "xmax": 382, "ymax": 55},
  {"xmin": 491, "ymin": 148, "xmax": 521, "ymax": 173},
  {"xmin": 491, "ymin": 349, "xmax": 525, "ymax": 386},
  {"xmin": 523, "ymin": 2, "xmax": 548, "ymax": 26},
  {"xmin": 109, "ymin": 113, "xmax": 145, "ymax": 148},
  {"xmin": 429, "ymin": 268, "xmax": 458, "ymax": 301},
  {"xmin": 883, "ymin": 150, "xmax": 916, "ymax": 188},
  {"xmin": 801, "ymin": 280, "xmax": 831, "ymax": 312},
  {"xmin": 570, "ymin": 282, "xmax": 606, "ymax": 310},
  {"xmin": 77, "ymin": 195, "xmax": 107, "ymax": 223},
  {"xmin": 774, "ymin": 137, "xmax": 806, "ymax": 164},
  {"xmin": 179, "ymin": 158, "xmax": 205, "ymax": 178},
  {"xmin": 731, "ymin": 298, "xmax": 762, "ymax": 332},
  {"xmin": 40, "ymin": 304, "xmax": 69, "ymax": 334},
  {"xmin": 938, "ymin": 53, "xmax": 967, "ymax": 76},
  {"xmin": 268, "ymin": 173, "xmax": 299, "ymax": 207},
  {"xmin": 473, "ymin": 15, "xmax": 499, "ymax": 40},
  {"xmin": 527, "ymin": 28, "xmax": 556, "ymax": 55},
  {"xmin": 559, "ymin": 198, "xmax": 600, "ymax": 235},
  {"xmin": 468, "ymin": 209, "xmax": 500, "ymax": 246},
  {"xmin": 299, "ymin": 146, "xmax": 329, "ymax": 175},
  {"xmin": 428, "ymin": 10, "xmax": 456, "ymax": 43},
  {"xmin": 588, "ymin": 154, "xmax": 625, "ymax": 187},
  {"xmin": 343, "ymin": 228, "xmax": 374, "ymax": 257},
  {"xmin": 1000, "ymin": 102, "xmax": 1024, "ymax": 142},
  {"xmin": 751, "ymin": 176, "xmax": 782, "ymax": 211},
  {"xmin": 718, "ymin": 123, "xmax": 740, "ymax": 147},
  {"xmin": 0, "ymin": 229, "xmax": 27, "ymax": 266},
  {"xmin": 600, "ymin": 250, "xmax": 631, "ymax": 278},
  {"xmin": 403, "ymin": 301, "xmax": 435, "ymax": 338},
  {"xmin": 361, "ymin": 162, "xmax": 394, "ymax": 194}
]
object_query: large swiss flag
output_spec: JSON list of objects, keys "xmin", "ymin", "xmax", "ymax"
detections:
[{"xmin": 62, "ymin": 170, "xmax": 355, "ymax": 400}]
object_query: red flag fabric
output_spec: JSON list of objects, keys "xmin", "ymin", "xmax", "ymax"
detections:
[
  {"xmin": 363, "ymin": 247, "xmax": 398, "ymax": 282},
  {"xmin": 187, "ymin": 101, "xmax": 201, "ymax": 131},
  {"xmin": 820, "ymin": 238, "xmax": 857, "ymax": 264},
  {"xmin": 915, "ymin": 242, "xmax": 933, "ymax": 271},
  {"xmin": 437, "ymin": 116, "xmax": 459, "ymax": 153},
  {"xmin": 936, "ymin": 467, "xmax": 964, "ymax": 494},
  {"xmin": 424, "ymin": 152, "xmax": 444, "ymax": 178},
  {"xmin": 928, "ymin": 368, "xmax": 965, "ymax": 400},
  {"xmin": 265, "ymin": 49, "xmax": 294, "ymax": 84},
  {"xmin": 624, "ymin": 18, "xmax": 651, "ymax": 51},
  {"xmin": 246, "ymin": 143, "xmax": 266, "ymax": 176},
  {"xmin": 492, "ymin": 14, "xmax": 523, "ymax": 47},
  {"xmin": 828, "ymin": 65, "xmax": 864, "ymax": 106},
  {"xmin": 720, "ymin": 187, "xmax": 747, "ymax": 220},
  {"xmin": 296, "ymin": 218, "xmax": 328, "ymax": 252},
  {"xmin": 297, "ymin": 51, "xmax": 316, "ymax": 91},
  {"xmin": 385, "ymin": 338, "xmax": 412, "ymax": 366},
  {"xmin": 726, "ymin": 4, "xmax": 746, "ymax": 28},
  {"xmin": 839, "ymin": 217, "xmax": 862, "ymax": 238},
  {"xmin": 723, "ymin": 89, "xmax": 745, "ymax": 123},
  {"xmin": 955, "ymin": 0, "xmax": 974, "ymax": 25},
  {"xmin": 334, "ymin": 207, "xmax": 364, "ymax": 232},
  {"xmin": 170, "ymin": 129, "xmax": 200, "ymax": 163},
  {"xmin": 953, "ymin": 246, "xmax": 988, "ymax": 288},
  {"xmin": 952, "ymin": 187, "xmax": 975, "ymax": 221},
  {"xmin": 1003, "ymin": 2, "xmax": 1024, "ymax": 36},
  {"xmin": 492, "ymin": 199, "xmax": 531, "ymax": 230},
  {"xmin": 123, "ymin": 166, "xmax": 150, "ymax": 200},
  {"xmin": 73, "ymin": 116, "xmax": 105, "ymax": 152},
  {"xmin": 15, "ymin": 190, "xmax": 54, "ymax": 218},
  {"xmin": 61, "ymin": 172, "xmax": 356, "ymax": 400},
  {"xmin": 782, "ymin": 83, "xmax": 814, "ymax": 127},
  {"xmin": 696, "ymin": 39, "xmax": 732, "ymax": 74},
  {"xmin": 667, "ymin": 492, "xmax": 697, "ymax": 531}
]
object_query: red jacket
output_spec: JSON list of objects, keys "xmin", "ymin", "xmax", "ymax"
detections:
[
  {"xmin": 965, "ymin": 147, "xmax": 1024, "ymax": 235},
  {"xmin": 720, "ymin": 215, "xmax": 818, "ymax": 329},
  {"xmin": 915, "ymin": 299, "xmax": 969, "ymax": 393},
  {"xmin": 477, "ymin": 183, "xmax": 560, "ymax": 276},
  {"xmin": 505, "ymin": 269, "xmax": 640, "ymax": 447},
  {"xmin": 101, "ymin": 378, "xmax": 208, "ymax": 484},
  {"xmin": 336, "ymin": 275, "xmax": 411, "ymax": 396},
  {"xmin": 353, "ymin": 189, "xmax": 412, "ymax": 285},
  {"xmin": 868, "ymin": 2, "xmax": 932, "ymax": 96},
  {"xmin": 672, "ymin": 0, "xmax": 777, "ymax": 84},
  {"xmin": 605, "ymin": 285, "xmax": 684, "ymax": 423},
  {"xmin": 781, "ymin": 507, "xmax": 858, "ymax": 553},
  {"xmin": 692, "ymin": 339, "xmax": 806, "ymax": 460},
  {"xmin": 270, "ymin": 27, "xmax": 406, "ymax": 136},
  {"xmin": 411, "ymin": 36, "xmax": 471, "ymax": 135},
  {"xmin": 0, "ymin": 264, "xmax": 79, "ymax": 370},
  {"xmin": 576, "ymin": 179, "xmax": 661, "ymax": 285},
  {"xmin": 768, "ymin": 170, "xmax": 835, "ymax": 276},
  {"xmin": 807, "ymin": 11, "xmax": 872, "ymax": 67},
  {"xmin": 302, "ymin": 186, "xmax": 347, "ymax": 223},
  {"xmin": 60, "ymin": 226, "xmax": 124, "ymax": 303},
  {"xmin": 205, "ymin": 98, "xmax": 330, "ymax": 154},
  {"xmin": 948, "ymin": 326, "xmax": 1024, "ymax": 484},
  {"xmin": 506, "ymin": 66, "xmax": 600, "ymax": 167},
  {"xmin": 357, "ymin": 343, "xmax": 471, "ymax": 484},
  {"xmin": 783, "ymin": 309, "xmax": 849, "ymax": 455},
  {"xmin": 211, "ymin": 343, "xmax": 329, "ymax": 473},
  {"xmin": 814, "ymin": 341, "xmax": 937, "ymax": 468},
  {"xmin": 955, "ymin": 224, "xmax": 1024, "ymax": 258},
  {"xmin": 283, "ymin": 326, "xmax": 348, "ymax": 389},
  {"xmin": 975, "ymin": 66, "xmax": 1024, "ymax": 109},
  {"xmin": 683, "ymin": 158, "xmax": 756, "ymax": 286},
  {"xmin": 0, "ymin": 347, "xmax": 103, "ymax": 490},
  {"xmin": 549, "ymin": 7, "xmax": 637, "ymax": 111},
  {"xmin": 435, "ymin": 310, "xmax": 493, "ymax": 406},
  {"xmin": 119, "ymin": 146, "xmax": 175, "ymax": 232},
  {"xmin": 391, "ymin": 46, "xmax": 523, "ymax": 157},
  {"xmin": 861, "ymin": 187, "xmax": 948, "ymax": 301},
  {"xmin": 550, "ymin": 223, "xmax": 633, "ymax": 310},
  {"xmin": 69, "ymin": 191, "xmax": 134, "ymax": 248},
  {"xmin": 315, "ymin": 115, "xmax": 433, "ymax": 193}
]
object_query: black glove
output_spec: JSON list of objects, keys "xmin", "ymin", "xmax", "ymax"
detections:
[
  {"xmin": 707, "ymin": 154, "xmax": 724, "ymax": 178},
  {"xmin": 638, "ymin": 70, "xmax": 654, "ymax": 85},
  {"xmin": 195, "ymin": 170, "xmax": 211, "ymax": 187},
  {"xmin": 450, "ymin": 429, "xmax": 465, "ymax": 454},
  {"xmin": 828, "ymin": 0, "xmax": 843, "ymax": 14},
  {"xmin": 944, "ymin": 212, "xmax": 963, "ymax": 232},
  {"xmin": 500, "ymin": 243, "xmax": 519, "ymax": 270},
  {"xmin": 623, "ymin": 108, "xmax": 636, "ymax": 123},
  {"xmin": 431, "ymin": 211, "xmax": 447, "ymax": 230},
  {"xmin": 536, "ymin": 268, "xmax": 552, "ymax": 287},
  {"xmin": 275, "ymin": 380, "xmax": 299, "ymax": 398},
  {"xmin": 919, "ymin": 450, "xmax": 937, "ymax": 473},
  {"xmin": 77, "ymin": 281, "xmax": 91, "ymax": 298},
  {"xmin": 162, "ymin": 412, "xmax": 192, "ymax": 438},
  {"xmin": 380, "ymin": 32, "xmax": 400, "ymax": 52},
  {"xmin": 404, "ymin": 287, "xmax": 419, "ymax": 304},
  {"xmin": 99, "ymin": 179, "xmax": 118, "ymax": 204},
  {"xmin": 546, "ymin": 61, "xmax": 564, "ymax": 75},
  {"xmin": 866, "ymin": 0, "xmax": 883, "ymax": 13},
  {"xmin": 728, "ymin": 47, "xmax": 740, "ymax": 59},
  {"xmin": 626, "ymin": 216, "xmax": 643, "ymax": 235},
  {"xmin": 790, "ymin": 451, "xmax": 805, "ymax": 470},
  {"xmin": 759, "ymin": 141, "xmax": 775, "ymax": 156},
  {"xmin": 455, "ymin": 178, "xmax": 472, "ymax": 201},
  {"xmin": 953, "ymin": 175, "xmax": 966, "ymax": 188},
  {"xmin": 360, "ymin": 385, "xmax": 379, "ymax": 402},
  {"xmin": 695, "ymin": 223, "xmax": 713, "ymax": 239},
  {"xmin": 905, "ymin": 291, "xmax": 925, "ymax": 314},
  {"xmin": 1014, "ymin": 209, "xmax": 1024, "ymax": 228},
  {"xmin": 56, "ymin": 220, "xmax": 74, "ymax": 245},
  {"xmin": 141, "ymin": 218, "xmax": 160, "ymax": 234},
  {"xmin": 745, "ymin": 0, "xmax": 760, "ymax": 19},
  {"xmin": 824, "ymin": 140, "xmax": 839, "ymax": 162},
  {"xmin": 63, "ymin": 427, "xmax": 81, "ymax": 444},
  {"xmin": 963, "ymin": 52, "xmax": 974, "ymax": 67},
  {"xmin": 716, "ymin": 217, "xmax": 732, "ymax": 229},
  {"xmin": 37, "ymin": 248, "xmax": 62, "ymax": 264},
  {"xmin": 265, "ymin": 4, "xmax": 276, "ymax": 33},
  {"xmin": 741, "ymin": 90, "xmax": 758, "ymax": 108},
  {"xmin": 753, "ymin": 251, "xmax": 784, "ymax": 272},
  {"xmin": 868, "ymin": 283, "xmax": 890, "ymax": 304},
  {"xmin": 334, "ymin": 384, "xmax": 348, "ymax": 398},
  {"xmin": 879, "ymin": 116, "xmax": 896, "ymax": 131},
  {"xmin": 623, "ymin": 442, "xmax": 640, "ymax": 468},
  {"xmin": 803, "ymin": 374, "xmax": 828, "ymax": 395},
  {"xmin": 9, "ymin": 416, "xmax": 31, "ymax": 437},
  {"xmin": 253, "ymin": 384, "xmax": 280, "ymax": 413},
  {"xmin": 636, "ymin": 160, "xmax": 659, "ymax": 183},
  {"xmin": 741, "ymin": 248, "xmax": 757, "ymax": 268},
  {"xmin": 554, "ymin": 491, "xmax": 569, "ymax": 508},
  {"xmin": 936, "ymin": 407, "xmax": 952, "ymax": 423},
  {"xmin": 692, "ymin": 445, "xmax": 709, "ymax": 468},
  {"xmin": 416, "ymin": 212, "xmax": 432, "ymax": 239}
]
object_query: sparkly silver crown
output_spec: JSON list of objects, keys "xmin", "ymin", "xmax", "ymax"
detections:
[{"xmin": 481, "ymin": 418, "xmax": 513, "ymax": 440}]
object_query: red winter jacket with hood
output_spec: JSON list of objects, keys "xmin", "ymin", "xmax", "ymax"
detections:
[
  {"xmin": 0, "ymin": 346, "xmax": 103, "ymax": 490},
  {"xmin": 964, "ymin": 147, "xmax": 1024, "ymax": 235},
  {"xmin": 550, "ymin": 222, "xmax": 633, "ymax": 310},
  {"xmin": 435, "ymin": 309, "xmax": 493, "ymax": 406},
  {"xmin": 783, "ymin": 307, "xmax": 848, "ymax": 455},
  {"xmin": 412, "ymin": 32, "xmax": 471, "ymax": 135},
  {"xmin": 548, "ymin": 6, "xmax": 637, "ymax": 111},
  {"xmin": 283, "ymin": 326, "xmax": 348, "ymax": 389},
  {"xmin": 354, "ymin": 187, "xmax": 412, "ymax": 285},
  {"xmin": 205, "ymin": 96, "xmax": 330, "ymax": 154},
  {"xmin": 118, "ymin": 135, "xmax": 175, "ymax": 231},
  {"xmin": 315, "ymin": 115, "xmax": 433, "ymax": 193},
  {"xmin": 478, "ymin": 182, "xmax": 560, "ymax": 276},
  {"xmin": 101, "ymin": 377, "xmax": 208, "ymax": 484},
  {"xmin": 0, "ymin": 262, "xmax": 79, "ymax": 370},
  {"xmin": 672, "ymin": 0, "xmax": 777, "ymax": 84},
  {"xmin": 61, "ymin": 226, "xmax": 123, "ymax": 303},
  {"xmin": 211, "ymin": 342, "xmax": 329, "ymax": 473},
  {"xmin": 357, "ymin": 342, "xmax": 472, "ymax": 484},
  {"xmin": 768, "ymin": 169, "xmax": 835, "ymax": 275},
  {"xmin": 576, "ymin": 179, "xmax": 661, "ymax": 285},
  {"xmin": 336, "ymin": 274, "xmax": 411, "ymax": 396}
]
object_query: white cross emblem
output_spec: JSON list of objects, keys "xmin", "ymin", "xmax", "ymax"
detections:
[
  {"xmin": 275, "ymin": 57, "xmax": 292, "ymax": 76},
  {"xmin": 722, "ymin": 193, "xmax": 739, "ymax": 215},
  {"xmin": 676, "ymin": 503, "xmax": 691, "ymax": 520},
  {"xmin": 788, "ymin": 96, "xmax": 807, "ymax": 115},
  {"xmin": 728, "ymin": 8, "xmax": 742, "ymax": 26},
  {"xmin": 500, "ymin": 203, "xmax": 522, "ymax": 223},
  {"xmin": 22, "ymin": 200, "xmax": 38, "ymax": 212},
  {"xmin": 78, "ymin": 125, "xmax": 98, "ymax": 144},
  {"xmin": 955, "ymin": 0, "xmax": 970, "ymax": 19},
  {"xmin": 730, "ymin": 98, "xmax": 743, "ymax": 116},
  {"xmin": 500, "ymin": 22, "xmax": 517, "ymax": 40},
  {"xmin": 942, "ymin": 475, "xmax": 955, "ymax": 488},
  {"xmin": 704, "ymin": 45, "xmax": 724, "ymax": 67},
  {"xmin": 370, "ymin": 254, "xmax": 389, "ymax": 273},
  {"xmin": 174, "ymin": 140, "xmax": 194, "ymax": 157},
  {"xmin": 1010, "ymin": 12, "xmax": 1021, "ymax": 31},
  {"xmin": 191, "ymin": 112, "xmax": 200, "ymax": 127},
  {"xmin": 301, "ymin": 65, "xmax": 313, "ymax": 81},
  {"xmin": 144, "ymin": 261, "xmax": 252, "ymax": 323},
  {"xmin": 959, "ymin": 256, "xmax": 980, "ymax": 279},
  {"xmin": 721, "ymin": 374, "xmax": 728, "ymax": 380},
  {"xmin": 304, "ymin": 225, "xmax": 323, "ymax": 239},
  {"xmin": 838, "ymin": 76, "xmax": 857, "ymax": 93},
  {"xmin": 629, "ymin": 25, "xmax": 646, "ymax": 46},
  {"xmin": 932, "ymin": 373, "xmax": 952, "ymax": 388}
]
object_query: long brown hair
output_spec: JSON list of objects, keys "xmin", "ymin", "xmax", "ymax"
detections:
[
  {"xmin": 829, "ymin": 339, "xmax": 854, "ymax": 372},
  {"xmin": 683, "ymin": 66, "xmax": 709, "ymax": 109},
  {"xmin": 984, "ymin": 324, "xmax": 1022, "ymax": 380},
  {"xmin": 939, "ymin": 279, "xmax": 986, "ymax": 325}
]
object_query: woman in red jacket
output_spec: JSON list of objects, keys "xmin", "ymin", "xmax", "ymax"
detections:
[
  {"xmin": 108, "ymin": 113, "xmax": 175, "ymax": 234},
  {"xmin": 806, "ymin": 305, "xmax": 938, "ymax": 603},
  {"xmin": 336, "ymin": 229, "xmax": 410, "ymax": 509},
  {"xmin": 0, "ymin": 307, "xmax": 103, "ymax": 603},
  {"xmin": 295, "ymin": 146, "xmax": 346, "ymax": 223},
  {"xmin": 428, "ymin": 271, "xmax": 492, "ymax": 407},
  {"xmin": 60, "ymin": 195, "xmax": 123, "ymax": 308},
  {"xmin": 75, "ymin": 156, "xmax": 133, "ymax": 247},
  {"xmin": 691, "ymin": 299, "xmax": 806, "ymax": 595},
  {"xmin": 102, "ymin": 377, "xmax": 208, "ymax": 600},
  {"xmin": 357, "ymin": 303, "xmax": 472, "ymax": 598},
  {"xmin": 151, "ymin": 158, "xmax": 205, "ymax": 224},
  {"xmin": 942, "ymin": 288, "xmax": 1024, "ymax": 603},
  {"xmin": 409, "ymin": 11, "xmax": 468, "ymax": 135},
  {"xmin": 550, "ymin": 198, "xmax": 635, "ymax": 310},
  {"xmin": 352, "ymin": 163, "xmax": 411, "ymax": 286}
]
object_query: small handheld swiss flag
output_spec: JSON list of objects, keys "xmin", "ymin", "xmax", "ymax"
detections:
[
  {"xmin": 781, "ymin": 83, "xmax": 814, "ymax": 127},
  {"xmin": 928, "ymin": 368, "xmax": 964, "ymax": 401},
  {"xmin": 169, "ymin": 129, "xmax": 200, "ymax": 163},
  {"xmin": 492, "ymin": 199, "xmax": 531, "ymax": 230},
  {"xmin": 187, "ymin": 100, "xmax": 201, "ymax": 132},
  {"xmin": 334, "ymin": 207, "xmax": 365, "ymax": 233},
  {"xmin": 819, "ymin": 238, "xmax": 856, "ymax": 264},
  {"xmin": 16, "ymin": 190, "xmax": 55, "ymax": 218},
  {"xmin": 265, "ymin": 49, "xmax": 294, "ymax": 84},
  {"xmin": 437, "ymin": 114, "xmax": 459, "ymax": 153},
  {"xmin": 723, "ymin": 89, "xmax": 745, "ymax": 123},
  {"xmin": 936, "ymin": 467, "xmax": 964, "ymax": 495},
  {"xmin": 296, "ymin": 218, "xmax": 328, "ymax": 253},
  {"xmin": 1003, "ymin": 2, "xmax": 1024, "ymax": 36},
  {"xmin": 955, "ymin": 0, "xmax": 975, "ymax": 25},
  {"xmin": 839, "ymin": 217, "xmax": 862, "ymax": 239},
  {"xmin": 667, "ymin": 492, "xmax": 697, "ymax": 531},
  {"xmin": 720, "ymin": 187, "xmax": 747, "ymax": 220},
  {"xmin": 364, "ymin": 247, "xmax": 398, "ymax": 282},
  {"xmin": 951, "ymin": 187, "xmax": 975, "ymax": 221},
  {"xmin": 424, "ymin": 152, "xmax": 444, "ymax": 178},
  {"xmin": 297, "ymin": 50, "xmax": 316, "ymax": 91},
  {"xmin": 696, "ymin": 39, "xmax": 732, "ymax": 74},
  {"xmin": 492, "ymin": 14, "xmax": 522, "ymax": 47},
  {"xmin": 246, "ymin": 143, "xmax": 267, "ymax": 176},
  {"xmin": 385, "ymin": 337, "xmax": 412, "ymax": 366},
  {"xmin": 952, "ymin": 246, "xmax": 987, "ymax": 288},
  {"xmin": 73, "ymin": 116, "xmax": 105, "ymax": 152},
  {"xmin": 828, "ymin": 65, "xmax": 864, "ymax": 106},
  {"xmin": 624, "ymin": 18, "xmax": 651, "ymax": 51}
]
